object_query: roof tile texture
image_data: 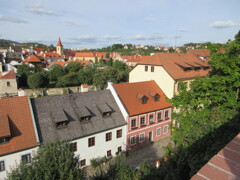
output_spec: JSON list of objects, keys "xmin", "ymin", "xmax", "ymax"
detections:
[
  {"xmin": 139, "ymin": 53, "xmax": 210, "ymax": 80},
  {"xmin": 0, "ymin": 70, "xmax": 16, "ymax": 79},
  {"xmin": 0, "ymin": 96, "xmax": 38, "ymax": 156},
  {"xmin": 114, "ymin": 80, "xmax": 172, "ymax": 116}
]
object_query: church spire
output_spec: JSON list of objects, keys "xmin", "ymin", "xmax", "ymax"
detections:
[{"xmin": 57, "ymin": 37, "xmax": 63, "ymax": 47}]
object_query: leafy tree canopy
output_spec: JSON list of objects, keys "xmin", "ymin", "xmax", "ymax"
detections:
[
  {"xmin": 48, "ymin": 64, "xmax": 66, "ymax": 81},
  {"xmin": 27, "ymin": 72, "xmax": 49, "ymax": 89},
  {"xmin": 56, "ymin": 72, "xmax": 79, "ymax": 87},
  {"xmin": 65, "ymin": 62, "xmax": 83, "ymax": 73}
]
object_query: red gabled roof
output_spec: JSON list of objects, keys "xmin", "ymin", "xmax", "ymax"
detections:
[
  {"xmin": 0, "ymin": 114, "xmax": 11, "ymax": 138},
  {"xmin": 53, "ymin": 61, "xmax": 67, "ymax": 67},
  {"xmin": 123, "ymin": 55, "xmax": 150, "ymax": 63},
  {"xmin": 24, "ymin": 55, "xmax": 41, "ymax": 63},
  {"xmin": 187, "ymin": 49, "xmax": 210, "ymax": 57},
  {"xmin": 0, "ymin": 70, "xmax": 16, "ymax": 79},
  {"xmin": 139, "ymin": 53, "xmax": 210, "ymax": 80},
  {"xmin": 57, "ymin": 37, "xmax": 63, "ymax": 47},
  {"xmin": 67, "ymin": 59, "xmax": 91, "ymax": 66},
  {"xmin": 74, "ymin": 52, "xmax": 95, "ymax": 58},
  {"xmin": 0, "ymin": 96, "xmax": 38, "ymax": 156},
  {"xmin": 114, "ymin": 80, "xmax": 172, "ymax": 116},
  {"xmin": 191, "ymin": 133, "xmax": 240, "ymax": 180}
]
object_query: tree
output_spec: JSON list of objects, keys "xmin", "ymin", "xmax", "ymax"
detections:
[
  {"xmin": 48, "ymin": 64, "xmax": 66, "ymax": 81},
  {"xmin": 7, "ymin": 140, "xmax": 83, "ymax": 180},
  {"xmin": 77, "ymin": 67, "xmax": 94, "ymax": 85},
  {"xmin": 65, "ymin": 62, "xmax": 83, "ymax": 73},
  {"xmin": 112, "ymin": 60, "xmax": 128, "ymax": 71},
  {"xmin": 17, "ymin": 64, "xmax": 33, "ymax": 87},
  {"xmin": 107, "ymin": 58, "xmax": 113, "ymax": 66},
  {"xmin": 170, "ymin": 31, "xmax": 240, "ymax": 147},
  {"xmin": 56, "ymin": 72, "xmax": 80, "ymax": 87},
  {"xmin": 27, "ymin": 72, "xmax": 49, "ymax": 89}
]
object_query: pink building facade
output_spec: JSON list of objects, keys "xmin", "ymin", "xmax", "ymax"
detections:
[{"xmin": 127, "ymin": 108, "xmax": 171, "ymax": 148}]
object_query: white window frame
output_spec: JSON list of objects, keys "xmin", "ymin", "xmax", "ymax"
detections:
[
  {"xmin": 139, "ymin": 114, "xmax": 146, "ymax": 126},
  {"xmin": 130, "ymin": 116, "xmax": 138, "ymax": 130},
  {"xmin": 163, "ymin": 125, "xmax": 168, "ymax": 134},
  {"xmin": 156, "ymin": 110, "xmax": 163, "ymax": 121},
  {"xmin": 164, "ymin": 109, "xmax": 170, "ymax": 120},
  {"xmin": 130, "ymin": 135, "xmax": 136, "ymax": 145},
  {"xmin": 139, "ymin": 133, "xmax": 145, "ymax": 142},
  {"xmin": 21, "ymin": 153, "xmax": 31, "ymax": 164},
  {"xmin": 156, "ymin": 127, "xmax": 161, "ymax": 136},
  {"xmin": 148, "ymin": 113, "xmax": 155, "ymax": 124}
]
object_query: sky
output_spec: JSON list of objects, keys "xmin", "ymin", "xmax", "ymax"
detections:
[{"xmin": 0, "ymin": 0, "xmax": 240, "ymax": 49}]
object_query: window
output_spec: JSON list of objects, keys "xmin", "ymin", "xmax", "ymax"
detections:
[
  {"xmin": 154, "ymin": 94, "xmax": 160, "ymax": 102},
  {"xmin": 156, "ymin": 128, "xmax": 161, "ymax": 136},
  {"xmin": 21, "ymin": 154, "xmax": 31, "ymax": 163},
  {"xmin": 70, "ymin": 142, "xmax": 77, "ymax": 152},
  {"xmin": 116, "ymin": 129, "xmax": 122, "ymax": 138},
  {"xmin": 163, "ymin": 125, "xmax": 168, "ymax": 134},
  {"xmin": 118, "ymin": 146, "xmax": 122, "ymax": 153},
  {"xmin": 140, "ymin": 116, "xmax": 145, "ymax": 126},
  {"xmin": 131, "ymin": 119, "xmax": 137, "ymax": 129},
  {"xmin": 80, "ymin": 159, "xmax": 86, "ymax": 167},
  {"xmin": 0, "ymin": 137, "xmax": 9, "ymax": 144},
  {"xmin": 80, "ymin": 116, "xmax": 91, "ymax": 121},
  {"xmin": 107, "ymin": 150, "xmax": 112, "ymax": 158},
  {"xmin": 165, "ymin": 111, "xmax": 169, "ymax": 120},
  {"xmin": 157, "ymin": 112, "xmax": 162, "ymax": 121},
  {"xmin": 106, "ymin": 132, "xmax": 112, "ymax": 142},
  {"xmin": 151, "ymin": 66, "xmax": 154, "ymax": 72},
  {"xmin": 7, "ymin": 81, "xmax": 10, "ymax": 87},
  {"xmin": 103, "ymin": 111, "xmax": 112, "ymax": 117},
  {"xmin": 139, "ymin": 133, "xmax": 145, "ymax": 142},
  {"xmin": 56, "ymin": 121, "xmax": 68, "ymax": 128},
  {"xmin": 149, "ymin": 114, "xmax": 154, "ymax": 124},
  {"xmin": 88, "ymin": 137, "xmax": 95, "ymax": 147},
  {"xmin": 0, "ymin": 161, "xmax": 5, "ymax": 172},
  {"xmin": 130, "ymin": 136, "xmax": 136, "ymax": 145},
  {"xmin": 141, "ymin": 96, "xmax": 148, "ymax": 104},
  {"xmin": 145, "ymin": 66, "xmax": 148, "ymax": 72}
]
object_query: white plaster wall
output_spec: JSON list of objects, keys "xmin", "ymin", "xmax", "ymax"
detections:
[
  {"xmin": 73, "ymin": 125, "xmax": 126, "ymax": 165},
  {"xmin": 129, "ymin": 65, "xmax": 175, "ymax": 98},
  {"xmin": 0, "ymin": 147, "xmax": 38, "ymax": 180},
  {"xmin": 107, "ymin": 82, "xmax": 129, "ymax": 120}
]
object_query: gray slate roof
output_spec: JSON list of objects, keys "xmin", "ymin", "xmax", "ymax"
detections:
[{"xmin": 31, "ymin": 90, "xmax": 126, "ymax": 143}]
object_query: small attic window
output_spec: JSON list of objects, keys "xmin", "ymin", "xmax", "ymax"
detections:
[
  {"xmin": 80, "ymin": 115, "xmax": 91, "ymax": 122},
  {"xmin": 97, "ymin": 103, "xmax": 113, "ymax": 117},
  {"xmin": 0, "ymin": 137, "xmax": 10, "ymax": 144},
  {"xmin": 0, "ymin": 115, "xmax": 11, "ymax": 144},
  {"xmin": 53, "ymin": 110, "xmax": 69, "ymax": 129},
  {"xmin": 78, "ymin": 106, "xmax": 92, "ymax": 122},
  {"xmin": 154, "ymin": 94, "xmax": 160, "ymax": 102},
  {"xmin": 141, "ymin": 96, "xmax": 148, "ymax": 104}
]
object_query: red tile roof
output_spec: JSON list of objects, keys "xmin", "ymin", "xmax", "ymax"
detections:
[
  {"xmin": 67, "ymin": 59, "xmax": 91, "ymax": 66},
  {"xmin": 0, "ymin": 70, "xmax": 16, "ymax": 79},
  {"xmin": 187, "ymin": 49, "xmax": 211, "ymax": 57},
  {"xmin": 0, "ymin": 114, "xmax": 11, "ymax": 138},
  {"xmin": 114, "ymin": 80, "xmax": 172, "ymax": 116},
  {"xmin": 24, "ymin": 55, "xmax": 41, "ymax": 63},
  {"xmin": 95, "ymin": 52, "xmax": 106, "ymax": 58},
  {"xmin": 139, "ymin": 53, "xmax": 210, "ymax": 80},
  {"xmin": 74, "ymin": 52, "xmax": 95, "ymax": 58},
  {"xmin": 123, "ymin": 55, "xmax": 150, "ymax": 63},
  {"xmin": 57, "ymin": 37, "xmax": 63, "ymax": 47},
  {"xmin": 0, "ymin": 96, "xmax": 38, "ymax": 156},
  {"xmin": 53, "ymin": 61, "xmax": 67, "ymax": 67},
  {"xmin": 191, "ymin": 133, "xmax": 240, "ymax": 180}
]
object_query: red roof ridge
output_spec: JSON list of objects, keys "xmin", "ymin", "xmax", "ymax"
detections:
[{"xmin": 0, "ymin": 70, "xmax": 16, "ymax": 79}]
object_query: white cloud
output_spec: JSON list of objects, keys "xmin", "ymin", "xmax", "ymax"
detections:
[
  {"xmin": 68, "ymin": 36, "xmax": 98, "ymax": 44},
  {"xmin": 210, "ymin": 21, "xmax": 239, "ymax": 29},
  {"xmin": 103, "ymin": 35, "xmax": 121, "ymax": 40},
  {"xmin": 26, "ymin": 4, "xmax": 58, "ymax": 16},
  {"xmin": 178, "ymin": 28, "xmax": 187, "ymax": 32},
  {"xmin": 133, "ymin": 33, "xmax": 165, "ymax": 41},
  {"xmin": 144, "ymin": 17, "xmax": 157, "ymax": 22},
  {"xmin": 0, "ymin": 15, "xmax": 27, "ymax": 23}
]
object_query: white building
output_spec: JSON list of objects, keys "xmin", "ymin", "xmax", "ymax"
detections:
[
  {"xmin": 32, "ymin": 90, "xmax": 127, "ymax": 166},
  {"xmin": 0, "ymin": 96, "xmax": 40, "ymax": 179}
]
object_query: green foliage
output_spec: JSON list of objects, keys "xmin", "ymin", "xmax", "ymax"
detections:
[
  {"xmin": 56, "ymin": 72, "xmax": 80, "ymax": 87},
  {"xmin": 7, "ymin": 140, "xmax": 83, "ymax": 180},
  {"xmin": 65, "ymin": 62, "xmax": 83, "ymax": 73},
  {"xmin": 77, "ymin": 67, "xmax": 95, "ymax": 85},
  {"xmin": 27, "ymin": 72, "xmax": 49, "ymax": 89},
  {"xmin": 48, "ymin": 64, "xmax": 66, "ymax": 81}
]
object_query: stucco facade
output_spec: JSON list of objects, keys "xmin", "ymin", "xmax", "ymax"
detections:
[
  {"xmin": 0, "ymin": 147, "xmax": 38, "ymax": 180},
  {"xmin": 72, "ymin": 125, "xmax": 126, "ymax": 166},
  {"xmin": 0, "ymin": 78, "xmax": 18, "ymax": 96},
  {"xmin": 129, "ymin": 65, "xmax": 175, "ymax": 98}
]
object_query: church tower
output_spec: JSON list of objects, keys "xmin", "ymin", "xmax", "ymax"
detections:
[{"xmin": 56, "ymin": 37, "xmax": 64, "ymax": 56}]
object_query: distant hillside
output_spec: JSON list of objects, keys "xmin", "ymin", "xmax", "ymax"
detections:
[{"xmin": 0, "ymin": 39, "xmax": 18, "ymax": 47}]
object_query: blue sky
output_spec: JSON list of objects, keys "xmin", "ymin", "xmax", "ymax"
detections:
[{"xmin": 0, "ymin": 0, "xmax": 240, "ymax": 48}]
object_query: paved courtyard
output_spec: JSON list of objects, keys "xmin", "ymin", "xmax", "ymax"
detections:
[{"xmin": 126, "ymin": 136, "xmax": 173, "ymax": 168}]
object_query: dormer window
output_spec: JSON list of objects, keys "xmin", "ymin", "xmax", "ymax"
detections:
[
  {"xmin": 154, "ymin": 94, "xmax": 160, "ymax": 101},
  {"xmin": 78, "ymin": 106, "xmax": 92, "ymax": 122},
  {"xmin": 53, "ymin": 110, "xmax": 69, "ymax": 129},
  {"xmin": 80, "ymin": 116, "xmax": 91, "ymax": 121},
  {"xmin": 0, "ymin": 115, "xmax": 11, "ymax": 144},
  {"xmin": 97, "ymin": 103, "xmax": 113, "ymax": 118},
  {"xmin": 141, "ymin": 96, "xmax": 148, "ymax": 104}
]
